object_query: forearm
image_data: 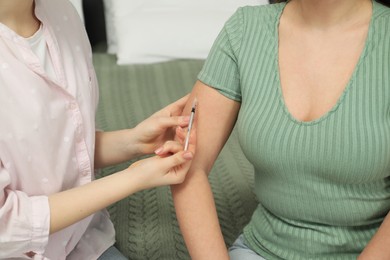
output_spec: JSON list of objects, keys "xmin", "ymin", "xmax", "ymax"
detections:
[
  {"xmin": 48, "ymin": 170, "xmax": 140, "ymax": 234},
  {"xmin": 171, "ymin": 169, "xmax": 229, "ymax": 260},
  {"xmin": 94, "ymin": 129, "xmax": 140, "ymax": 169},
  {"xmin": 359, "ymin": 212, "xmax": 390, "ymax": 259}
]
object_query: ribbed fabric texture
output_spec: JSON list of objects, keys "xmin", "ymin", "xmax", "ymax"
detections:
[{"xmin": 198, "ymin": 1, "xmax": 390, "ymax": 259}]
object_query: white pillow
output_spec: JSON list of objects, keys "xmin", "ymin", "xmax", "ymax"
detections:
[
  {"xmin": 102, "ymin": 0, "xmax": 117, "ymax": 54},
  {"xmin": 107, "ymin": 0, "xmax": 268, "ymax": 64},
  {"xmin": 68, "ymin": 0, "xmax": 84, "ymax": 23}
]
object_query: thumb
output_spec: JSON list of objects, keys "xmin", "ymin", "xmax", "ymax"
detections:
[{"xmin": 160, "ymin": 151, "xmax": 193, "ymax": 169}]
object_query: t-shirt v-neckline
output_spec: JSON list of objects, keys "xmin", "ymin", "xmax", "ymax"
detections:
[{"xmin": 274, "ymin": 1, "xmax": 376, "ymax": 126}]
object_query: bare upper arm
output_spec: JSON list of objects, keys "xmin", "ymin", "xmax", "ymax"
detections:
[{"xmin": 184, "ymin": 80, "xmax": 241, "ymax": 174}]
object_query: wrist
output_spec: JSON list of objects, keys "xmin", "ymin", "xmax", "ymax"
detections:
[
  {"xmin": 119, "ymin": 167, "xmax": 144, "ymax": 194},
  {"xmin": 123, "ymin": 128, "xmax": 144, "ymax": 158}
]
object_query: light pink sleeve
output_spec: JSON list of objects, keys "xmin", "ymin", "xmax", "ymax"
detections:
[{"xmin": 0, "ymin": 161, "xmax": 50, "ymax": 258}]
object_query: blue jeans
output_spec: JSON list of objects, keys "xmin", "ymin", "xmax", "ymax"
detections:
[
  {"xmin": 229, "ymin": 234, "xmax": 267, "ymax": 260},
  {"xmin": 98, "ymin": 246, "xmax": 128, "ymax": 260}
]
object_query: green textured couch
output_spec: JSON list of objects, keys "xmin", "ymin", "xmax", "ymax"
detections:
[{"xmin": 93, "ymin": 52, "xmax": 257, "ymax": 259}]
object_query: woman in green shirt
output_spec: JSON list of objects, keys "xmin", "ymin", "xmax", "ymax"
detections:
[{"xmin": 171, "ymin": 0, "xmax": 390, "ymax": 259}]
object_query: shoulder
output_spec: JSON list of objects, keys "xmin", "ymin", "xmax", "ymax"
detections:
[
  {"xmin": 374, "ymin": 1, "xmax": 390, "ymax": 20},
  {"xmin": 35, "ymin": 0, "xmax": 86, "ymax": 40},
  {"xmin": 36, "ymin": 0, "xmax": 76, "ymax": 12},
  {"xmin": 224, "ymin": 4, "xmax": 283, "ymax": 49},
  {"xmin": 373, "ymin": 1, "xmax": 390, "ymax": 39},
  {"xmin": 237, "ymin": 3, "xmax": 285, "ymax": 26},
  {"xmin": 239, "ymin": 3, "xmax": 285, "ymax": 18},
  {"xmin": 35, "ymin": 0, "xmax": 92, "ymax": 63},
  {"xmin": 224, "ymin": 3, "xmax": 284, "ymax": 38},
  {"xmin": 35, "ymin": 0, "xmax": 83, "ymax": 26}
]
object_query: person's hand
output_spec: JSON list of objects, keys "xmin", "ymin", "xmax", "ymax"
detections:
[
  {"xmin": 131, "ymin": 95, "xmax": 190, "ymax": 155},
  {"xmin": 127, "ymin": 139, "xmax": 195, "ymax": 190}
]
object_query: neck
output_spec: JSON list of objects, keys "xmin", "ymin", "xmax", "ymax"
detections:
[
  {"xmin": 0, "ymin": 0, "xmax": 40, "ymax": 37},
  {"xmin": 287, "ymin": 0, "xmax": 372, "ymax": 30}
]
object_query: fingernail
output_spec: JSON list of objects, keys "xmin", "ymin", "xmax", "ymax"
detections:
[
  {"xmin": 183, "ymin": 152, "xmax": 193, "ymax": 160},
  {"xmin": 182, "ymin": 116, "xmax": 190, "ymax": 123},
  {"xmin": 154, "ymin": 147, "xmax": 163, "ymax": 154}
]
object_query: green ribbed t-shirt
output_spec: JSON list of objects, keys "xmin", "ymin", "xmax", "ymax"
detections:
[{"xmin": 198, "ymin": 1, "xmax": 390, "ymax": 259}]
